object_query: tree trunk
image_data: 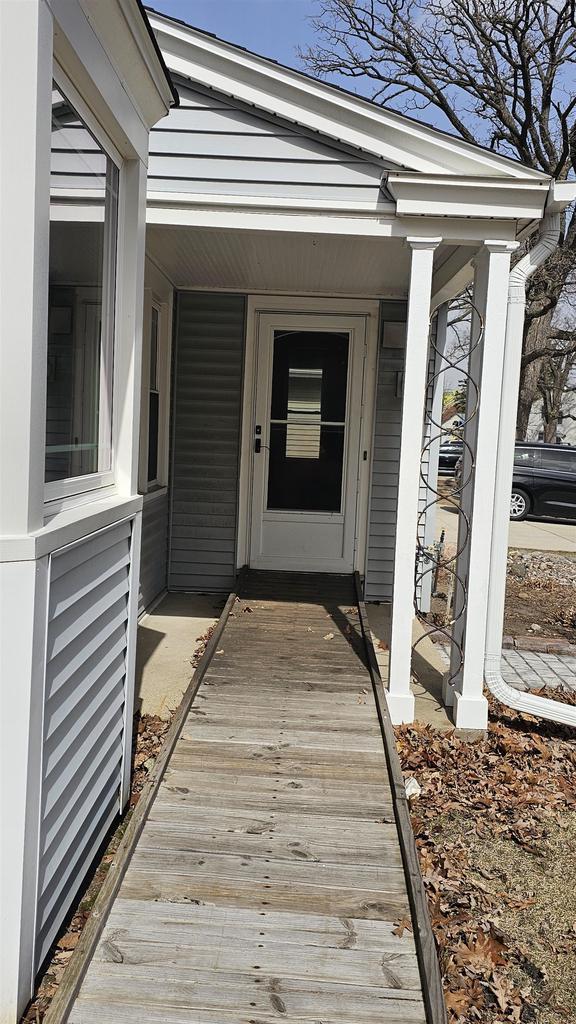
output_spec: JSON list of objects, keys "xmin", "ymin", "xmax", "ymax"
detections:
[
  {"xmin": 516, "ymin": 311, "xmax": 555, "ymax": 439},
  {"xmin": 543, "ymin": 417, "xmax": 559, "ymax": 443}
]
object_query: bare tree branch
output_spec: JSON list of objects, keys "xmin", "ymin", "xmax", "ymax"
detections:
[{"xmin": 300, "ymin": 0, "xmax": 576, "ymax": 439}]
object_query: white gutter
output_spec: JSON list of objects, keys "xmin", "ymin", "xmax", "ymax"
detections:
[{"xmin": 484, "ymin": 202, "xmax": 576, "ymax": 727}]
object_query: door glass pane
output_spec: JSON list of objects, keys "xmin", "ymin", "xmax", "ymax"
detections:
[{"xmin": 267, "ymin": 331, "xmax": 349, "ymax": 512}]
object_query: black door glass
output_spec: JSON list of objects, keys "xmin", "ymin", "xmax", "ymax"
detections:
[{"xmin": 267, "ymin": 331, "xmax": 349, "ymax": 512}]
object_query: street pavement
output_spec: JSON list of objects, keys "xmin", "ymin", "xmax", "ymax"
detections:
[{"xmin": 435, "ymin": 501, "xmax": 576, "ymax": 553}]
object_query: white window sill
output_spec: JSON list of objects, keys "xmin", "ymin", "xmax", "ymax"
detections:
[{"xmin": 0, "ymin": 493, "xmax": 144, "ymax": 562}]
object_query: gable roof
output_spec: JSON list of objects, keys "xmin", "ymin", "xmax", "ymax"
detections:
[{"xmin": 146, "ymin": 7, "xmax": 547, "ymax": 183}]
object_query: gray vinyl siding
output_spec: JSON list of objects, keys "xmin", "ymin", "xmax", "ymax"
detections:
[
  {"xmin": 139, "ymin": 493, "xmax": 169, "ymax": 614},
  {"xmin": 169, "ymin": 292, "xmax": 245, "ymax": 593},
  {"xmin": 149, "ymin": 79, "xmax": 390, "ymax": 205},
  {"xmin": 35, "ymin": 521, "xmax": 132, "ymax": 969},
  {"xmin": 365, "ymin": 302, "xmax": 407, "ymax": 602}
]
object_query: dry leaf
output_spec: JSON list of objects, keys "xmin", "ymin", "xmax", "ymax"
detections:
[
  {"xmin": 392, "ymin": 916, "xmax": 413, "ymax": 938},
  {"xmin": 323, "ymin": 632, "xmax": 334, "ymax": 641}
]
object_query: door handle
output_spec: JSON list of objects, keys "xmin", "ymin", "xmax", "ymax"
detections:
[{"xmin": 254, "ymin": 438, "xmax": 261, "ymax": 454}]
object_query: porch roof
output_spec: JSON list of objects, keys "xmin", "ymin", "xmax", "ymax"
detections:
[{"xmin": 146, "ymin": 7, "xmax": 548, "ymax": 183}]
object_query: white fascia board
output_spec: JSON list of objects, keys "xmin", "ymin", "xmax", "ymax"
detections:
[
  {"xmin": 49, "ymin": 0, "xmax": 172, "ymax": 162},
  {"xmin": 146, "ymin": 202, "xmax": 518, "ymax": 244},
  {"xmin": 146, "ymin": 190, "xmax": 395, "ymax": 214},
  {"xmin": 387, "ymin": 173, "xmax": 549, "ymax": 220},
  {"xmin": 148, "ymin": 12, "xmax": 546, "ymax": 182},
  {"xmin": 80, "ymin": 0, "xmax": 174, "ymax": 124}
]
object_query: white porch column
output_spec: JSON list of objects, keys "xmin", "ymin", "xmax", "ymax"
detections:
[
  {"xmin": 388, "ymin": 237, "xmax": 441, "ymax": 724},
  {"xmin": 449, "ymin": 242, "xmax": 518, "ymax": 730}
]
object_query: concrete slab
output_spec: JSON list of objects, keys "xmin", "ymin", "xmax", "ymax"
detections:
[
  {"xmin": 135, "ymin": 593, "xmax": 224, "ymax": 719},
  {"xmin": 366, "ymin": 603, "xmax": 453, "ymax": 732},
  {"xmin": 436, "ymin": 502, "xmax": 576, "ymax": 553}
]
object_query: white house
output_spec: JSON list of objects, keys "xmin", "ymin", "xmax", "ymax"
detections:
[{"xmin": 1, "ymin": 4, "xmax": 576, "ymax": 1022}]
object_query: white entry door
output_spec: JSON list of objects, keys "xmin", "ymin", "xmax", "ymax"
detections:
[{"xmin": 249, "ymin": 313, "xmax": 368, "ymax": 573}]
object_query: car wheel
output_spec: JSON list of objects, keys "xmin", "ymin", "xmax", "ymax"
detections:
[{"xmin": 510, "ymin": 488, "xmax": 530, "ymax": 521}]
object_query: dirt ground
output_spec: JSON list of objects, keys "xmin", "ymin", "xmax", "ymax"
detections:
[
  {"xmin": 397, "ymin": 694, "xmax": 576, "ymax": 1023},
  {"xmin": 432, "ymin": 477, "xmax": 576, "ymax": 644},
  {"xmin": 505, "ymin": 566, "xmax": 576, "ymax": 643}
]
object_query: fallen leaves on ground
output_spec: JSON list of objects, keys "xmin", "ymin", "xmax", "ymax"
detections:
[{"xmin": 396, "ymin": 693, "xmax": 576, "ymax": 1023}]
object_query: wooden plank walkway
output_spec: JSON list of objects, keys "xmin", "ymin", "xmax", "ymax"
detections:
[{"xmin": 68, "ymin": 572, "xmax": 427, "ymax": 1024}]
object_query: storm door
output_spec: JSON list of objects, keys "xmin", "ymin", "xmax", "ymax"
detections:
[{"xmin": 249, "ymin": 313, "xmax": 366, "ymax": 572}]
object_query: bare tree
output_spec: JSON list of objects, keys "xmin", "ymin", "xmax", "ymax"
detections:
[{"xmin": 300, "ymin": 0, "xmax": 576, "ymax": 437}]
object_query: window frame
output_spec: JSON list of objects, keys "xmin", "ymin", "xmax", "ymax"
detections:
[
  {"xmin": 146, "ymin": 304, "xmax": 162, "ymax": 488},
  {"xmin": 44, "ymin": 66, "xmax": 122, "ymax": 512},
  {"xmin": 140, "ymin": 290, "xmax": 172, "ymax": 495}
]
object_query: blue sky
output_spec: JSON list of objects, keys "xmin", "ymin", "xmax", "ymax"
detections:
[
  {"xmin": 148, "ymin": 1, "xmax": 453, "ymax": 132},
  {"xmin": 149, "ymin": 0, "xmax": 321, "ymax": 70}
]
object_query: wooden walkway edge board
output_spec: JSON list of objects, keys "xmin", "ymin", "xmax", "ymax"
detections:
[
  {"xmin": 353, "ymin": 571, "xmax": 448, "ymax": 1024},
  {"xmin": 59, "ymin": 569, "xmax": 438, "ymax": 1024},
  {"xmin": 42, "ymin": 587, "xmax": 240, "ymax": 1024}
]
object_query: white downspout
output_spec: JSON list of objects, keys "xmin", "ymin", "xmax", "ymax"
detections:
[{"xmin": 484, "ymin": 206, "xmax": 576, "ymax": 727}]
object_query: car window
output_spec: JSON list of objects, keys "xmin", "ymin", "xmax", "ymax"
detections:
[
  {"xmin": 540, "ymin": 448, "xmax": 576, "ymax": 473},
  {"xmin": 514, "ymin": 448, "xmax": 540, "ymax": 467}
]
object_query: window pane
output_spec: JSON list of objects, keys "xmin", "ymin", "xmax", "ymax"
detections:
[
  {"xmin": 541, "ymin": 448, "xmax": 576, "ymax": 473},
  {"xmin": 150, "ymin": 307, "xmax": 159, "ymax": 390},
  {"xmin": 147, "ymin": 391, "xmax": 159, "ymax": 483},
  {"xmin": 267, "ymin": 331, "xmax": 349, "ymax": 512},
  {"xmin": 45, "ymin": 85, "xmax": 118, "ymax": 483},
  {"xmin": 514, "ymin": 447, "xmax": 540, "ymax": 467}
]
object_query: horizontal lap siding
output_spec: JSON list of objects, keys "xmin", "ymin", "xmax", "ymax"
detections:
[
  {"xmin": 148, "ymin": 80, "xmax": 388, "ymax": 204},
  {"xmin": 139, "ymin": 494, "xmax": 169, "ymax": 615},
  {"xmin": 36, "ymin": 521, "xmax": 132, "ymax": 970},
  {"xmin": 365, "ymin": 305, "xmax": 406, "ymax": 602},
  {"xmin": 169, "ymin": 293, "xmax": 245, "ymax": 593}
]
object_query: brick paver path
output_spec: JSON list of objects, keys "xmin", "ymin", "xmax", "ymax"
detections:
[{"xmin": 502, "ymin": 650, "xmax": 576, "ymax": 692}]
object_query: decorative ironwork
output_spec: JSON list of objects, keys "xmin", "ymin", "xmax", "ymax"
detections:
[{"xmin": 412, "ymin": 299, "xmax": 484, "ymax": 690}]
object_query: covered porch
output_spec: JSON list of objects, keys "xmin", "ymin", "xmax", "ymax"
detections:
[{"xmin": 138, "ymin": 208, "xmax": 522, "ymax": 733}]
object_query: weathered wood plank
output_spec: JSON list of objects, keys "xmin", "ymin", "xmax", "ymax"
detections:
[
  {"xmin": 147, "ymin": 804, "xmax": 396, "ymax": 837},
  {"xmin": 103, "ymin": 898, "xmax": 414, "ymax": 952},
  {"xmin": 135, "ymin": 821, "xmax": 402, "ymax": 865},
  {"xmin": 71, "ymin": 969, "xmax": 426, "ymax": 1024},
  {"xmin": 126, "ymin": 848, "xmax": 407, "ymax": 892},
  {"xmin": 118, "ymin": 871, "xmax": 410, "ymax": 919},
  {"xmin": 89, "ymin": 932, "xmax": 422, "ymax": 989}
]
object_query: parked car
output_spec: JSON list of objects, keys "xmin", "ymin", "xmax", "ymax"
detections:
[
  {"xmin": 438, "ymin": 439, "xmax": 463, "ymax": 473},
  {"xmin": 455, "ymin": 442, "xmax": 576, "ymax": 521},
  {"xmin": 510, "ymin": 442, "xmax": 576, "ymax": 521}
]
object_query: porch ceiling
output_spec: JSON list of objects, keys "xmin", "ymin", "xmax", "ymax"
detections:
[{"xmin": 146, "ymin": 223, "xmax": 424, "ymax": 296}]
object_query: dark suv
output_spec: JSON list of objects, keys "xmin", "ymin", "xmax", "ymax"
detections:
[{"xmin": 511, "ymin": 442, "xmax": 576, "ymax": 521}]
